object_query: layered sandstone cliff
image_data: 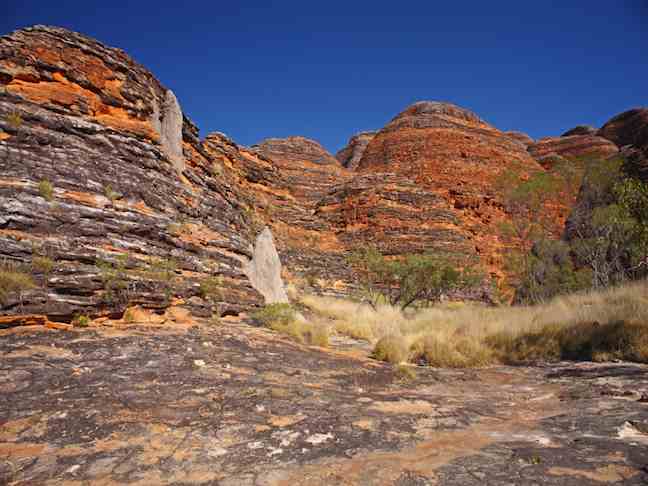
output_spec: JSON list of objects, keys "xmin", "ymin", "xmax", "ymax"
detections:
[{"xmin": 0, "ymin": 25, "xmax": 289, "ymax": 320}]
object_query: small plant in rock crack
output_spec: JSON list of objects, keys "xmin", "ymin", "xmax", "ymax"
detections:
[
  {"xmin": 103, "ymin": 184, "xmax": 121, "ymax": 202},
  {"xmin": 96, "ymin": 253, "xmax": 131, "ymax": 305},
  {"xmin": 0, "ymin": 259, "xmax": 36, "ymax": 310},
  {"xmin": 38, "ymin": 179, "xmax": 54, "ymax": 202},
  {"xmin": 136, "ymin": 256, "xmax": 179, "ymax": 303},
  {"xmin": 72, "ymin": 314, "xmax": 91, "ymax": 328}
]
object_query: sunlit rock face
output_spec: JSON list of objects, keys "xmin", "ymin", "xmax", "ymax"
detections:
[{"xmin": 0, "ymin": 25, "xmax": 268, "ymax": 319}]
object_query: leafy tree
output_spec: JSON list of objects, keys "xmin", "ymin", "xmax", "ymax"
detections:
[{"xmin": 347, "ymin": 247, "xmax": 480, "ymax": 310}]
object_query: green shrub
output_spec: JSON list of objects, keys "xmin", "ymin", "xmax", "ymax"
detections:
[
  {"xmin": 31, "ymin": 256, "xmax": 54, "ymax": 275},
  {"xmin": 0, "ymin": 260, "xmax": 36, "ymax": 306},
  {"xmin": 347, "ymin": 247, "xmax": 480, "ymax": 310},
  {"xmin": 39, "ymin": 179, "xmax": 54, "ymax": 201},
  {"xmin": 253, "ymin": 303, "xmax": 296, "ymax": 327},
  {"xmin": 199, "ymin": 276, "xmax": 223, "ymax": 302},
  {"xmin": 72, "ymin": 314, "xmax": 91, "ymax": 327}
]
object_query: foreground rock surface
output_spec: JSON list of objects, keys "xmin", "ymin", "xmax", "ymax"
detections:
[{"xmin": 1, "ymin": 322, "xmax": 647, "ymax": 485}]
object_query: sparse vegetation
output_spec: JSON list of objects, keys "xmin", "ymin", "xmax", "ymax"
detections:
[
  {"xmin": 31, "ymin": 255, "xmax": 54, "ymax": 278},
  {"xmin": 253, "ymin": 303, "xmax": 296, "ymax": 327},
  {"xmin": 299, "ymin": 280, "xmax": 648, "ymax": 367},
  {"xmin": 199, "ymin": 275, "xmax": 223, "ymax": 302},
  {"xmin": 0, "ymin": 260, "xmax": 36, "ymax": 308},
  {"xmin": 253, "ymin": 303, "xmax": 329, "ymax": 347},
  {"xmin": 347, "ymin": 247, "xmax": 481, "ymax": 310},
  {"xmin": 96, "ymin": 253, "xmax": 130, "ymax": 305},
  {"xmin": 395, "ymin": 364, "xmax": 417, "ymax": 381},
  {"xmin": 72, "ymin": 314, "xmax": 91, "ymax": 327},
  {"xmin": 104, "ymin": 184, "xmax": 120, "ymax": 202},
  {"xmin": 38, "ymin": 179, "xmax": 54, "ymax": 201}
]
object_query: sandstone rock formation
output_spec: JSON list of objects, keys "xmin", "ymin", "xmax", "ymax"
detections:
[
  {"xmin": 243, "ymin": 227, "xmax": 289, "ymax": 304},
  {"xmin": 598, "ymin": 108, "xmax": 648, "ymax": 149},
  {"xmin": 342, "ymin": 101, "xmax": 550, "ymax": 280},
  {"xmin": 252, "ymin": 136, "xmax": 350, "ymax": 206},
  {"xmin": 504, "ymin": 130, "xmax": 534, "ymax": 148},
  {"xmin": 598, "ymin": 108, "xmax": 648, "ymax": 183},
  {"xmin": 528, "ymin": 135, "xmax": 619, "ymax": 168},
  {"xmin": 0, "ymin": 25, "xmax": 278, "ymax": 320},
  {"xmin": 335, "ymin": 131, "xmax": 376, "ymax": 170},
  {"xmin": 562, "ymin": 125, "xmax": 597, "ymax": 137}
]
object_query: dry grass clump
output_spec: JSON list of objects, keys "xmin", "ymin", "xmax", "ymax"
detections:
[
  {"xmin": 372, "ymin": 335, "xmax": 410, "ymax": 364},
  {"xmin": 253, "ymin": 303, "xmax": 329, "ymax": 347},
  {"xmin": 299, "ymin": 280, "xmax": 648, "ymax": 367}
]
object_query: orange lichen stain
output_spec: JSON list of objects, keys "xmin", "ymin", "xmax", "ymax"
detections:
[
  {"xmin": 548, "ymin": 465, "xmax": 638, "ymax": 482},
  {"xmin": 0, "ymin": 442, "xmax": 47, "ymax": 459},
  {"xmin": 0, "ymin": 132, "xmax": 10, "ymax": 141},
  {"xmin": 95, "ymin": 105, "xmax": 158, "ymax": 141},
  {"xmin": 6, "ymin": 71, "xmax": 157, "ymax": 141},
  {"xmin": 63, "ymin": 190, "xmax": 100, "ymax": 207}
]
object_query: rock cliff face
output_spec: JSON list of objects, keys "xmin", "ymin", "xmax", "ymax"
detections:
[
  {"xmin": 528, "ymin": 135, "xmax": 619, "ymax": 168},
  {"xmin": 344, "ymin": 101, "xmax": 549, "ymax": 280},
  {"xmin": 598, "ymin": 108, "xmax": 648, "ymax": 183},
  {"xmin": 252, "ymin": 136, "xmax": 350, "ymax": 206},
  {"xmin": 0, "ymin": 25, "xmax": 289, "ymax": 320},
  {"xmin": 562, "ymin": 125, "xmax": 597, "ymax": 137},
  {"xmin": 335, "ymin": 131, "xmax": 376, "ymax": 170}
]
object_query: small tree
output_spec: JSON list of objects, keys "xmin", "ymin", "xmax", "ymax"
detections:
[
  {"xmin": 0, "ymin": 260, "xmax": 36, "ymax": 311},
  {"xmin": 347, "ymin": 248, "xmax": 480, "ymax": 310}
]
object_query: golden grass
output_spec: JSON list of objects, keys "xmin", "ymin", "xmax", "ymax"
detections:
[{"xmin": 299, "ymin": 281, "xmax": 648, "ymax": 367}]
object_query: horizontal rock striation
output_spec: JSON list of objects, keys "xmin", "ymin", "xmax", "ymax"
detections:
[
  {"xmin": 352, "ymin": 101, "xmax": 549, "ymax": 281},
  {"xmin": 528, "ymin": 135, "xmax": 619, "ymax": 169},
  {"xmin": 0, "ymin": 25, "xmax": 272, "ymax": 319}
]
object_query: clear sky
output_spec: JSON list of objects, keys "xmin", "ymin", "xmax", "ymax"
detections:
[{"xmin": 3, "ymin": 1, "xmax": 647, "ymax": 153}]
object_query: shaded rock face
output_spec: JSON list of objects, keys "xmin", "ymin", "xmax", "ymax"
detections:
[
  {"xmin": 598, "ymin": 108, "xmax": 648, "ymax": 149},
  {"xmin": 243, "ymin": 227, "xmax": 289, "ymax": 304},
  {"xmin": 351, "ymin": 101, "xmax": 548, "ymax": 280},
  {"xmin": 504, "ymin": 130, "xmax": 534, "ymax": 148},
  {"xmin": 528, "ymin": 135, "xmax": 619, "ymax": 168},
  {"xmin": 0, "ymin": 25, "xmax": 267, "ymax": 319},
  {"xmin": 335, "ymin": 131, "xmax": 376, "ymax": 170},
  {"xmin": 598, "ymin": 108, "xmax": 648, "ymax": 184},
  {"xmin": 562, "ymin": 125, "xmax": 597, "ymax": 137},
  {"xmin": 252, "ymin": 136, "xmax": 352, "ymax": 207}
]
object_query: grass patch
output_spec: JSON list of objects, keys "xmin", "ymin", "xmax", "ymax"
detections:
[
  {"xmin": 253, "ymin": 303, "xmax": 329, "ymax": 347},
  {"xmin": 72, "ymin": 314, "xmax": 91, "ymax": 327},
  {"xmin": 299, "ymin": 280, "xmax": 648, "ymax": 367},
  {"xmin": 38, "ymin": 179, "xmax": 54, "ymax": 202},
  {"xmin": 0, "ymin": 260, "xmax": 36, "ymax": 305}
]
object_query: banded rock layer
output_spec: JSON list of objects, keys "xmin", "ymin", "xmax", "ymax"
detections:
[{"xmin": 0, "ymin": 25, "xmax": 290, "ymax": 319}]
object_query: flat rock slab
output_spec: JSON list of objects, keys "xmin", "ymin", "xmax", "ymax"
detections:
[{"xmin": 1, "ymin": 322, "xmax": 647, "ymax": 485}]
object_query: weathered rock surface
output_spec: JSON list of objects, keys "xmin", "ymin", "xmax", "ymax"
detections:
[
  {"xmin": 252, "ymin": 136, "xmax": 350, "ymax": 206},
  {"xmin": 562, "ymin": 125, "xmax": 597, "ymax": 137},
  {"xmin": 528, "ymin": 134, "xmax": 619, "ymax": 168},
  {"xmin": 335, "ymin": 131, "xmax": 376, "ymax": 170},
  {"xmin": 346, "ymin": 101, "xmax": 550, "ymax": 280},
  {"xmin": 1, "ymin": 321, "xmax": 647, "ymax": 485},
  {"xmin": 0, "ymin": 25, "xmax": 271, "ymax": 320},
  {"xmin": 598, "ymin": 108, "xmax": 648, "ymax": 183},
  {"xmin": 243, "ymin": 227, "xmax": 289, "ymax": 304},
  {"xmin": 504, "ymin": 130, "xmax": 534, "ymax": 147},
  {"xmin": 598, "ymin": 108, "xmax": 648, "ymax": 150}
]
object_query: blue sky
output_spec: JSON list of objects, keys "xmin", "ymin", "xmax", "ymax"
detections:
[{"xmin": 3, "ymin": 1, "xmax": 647, "ymax": 153}]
